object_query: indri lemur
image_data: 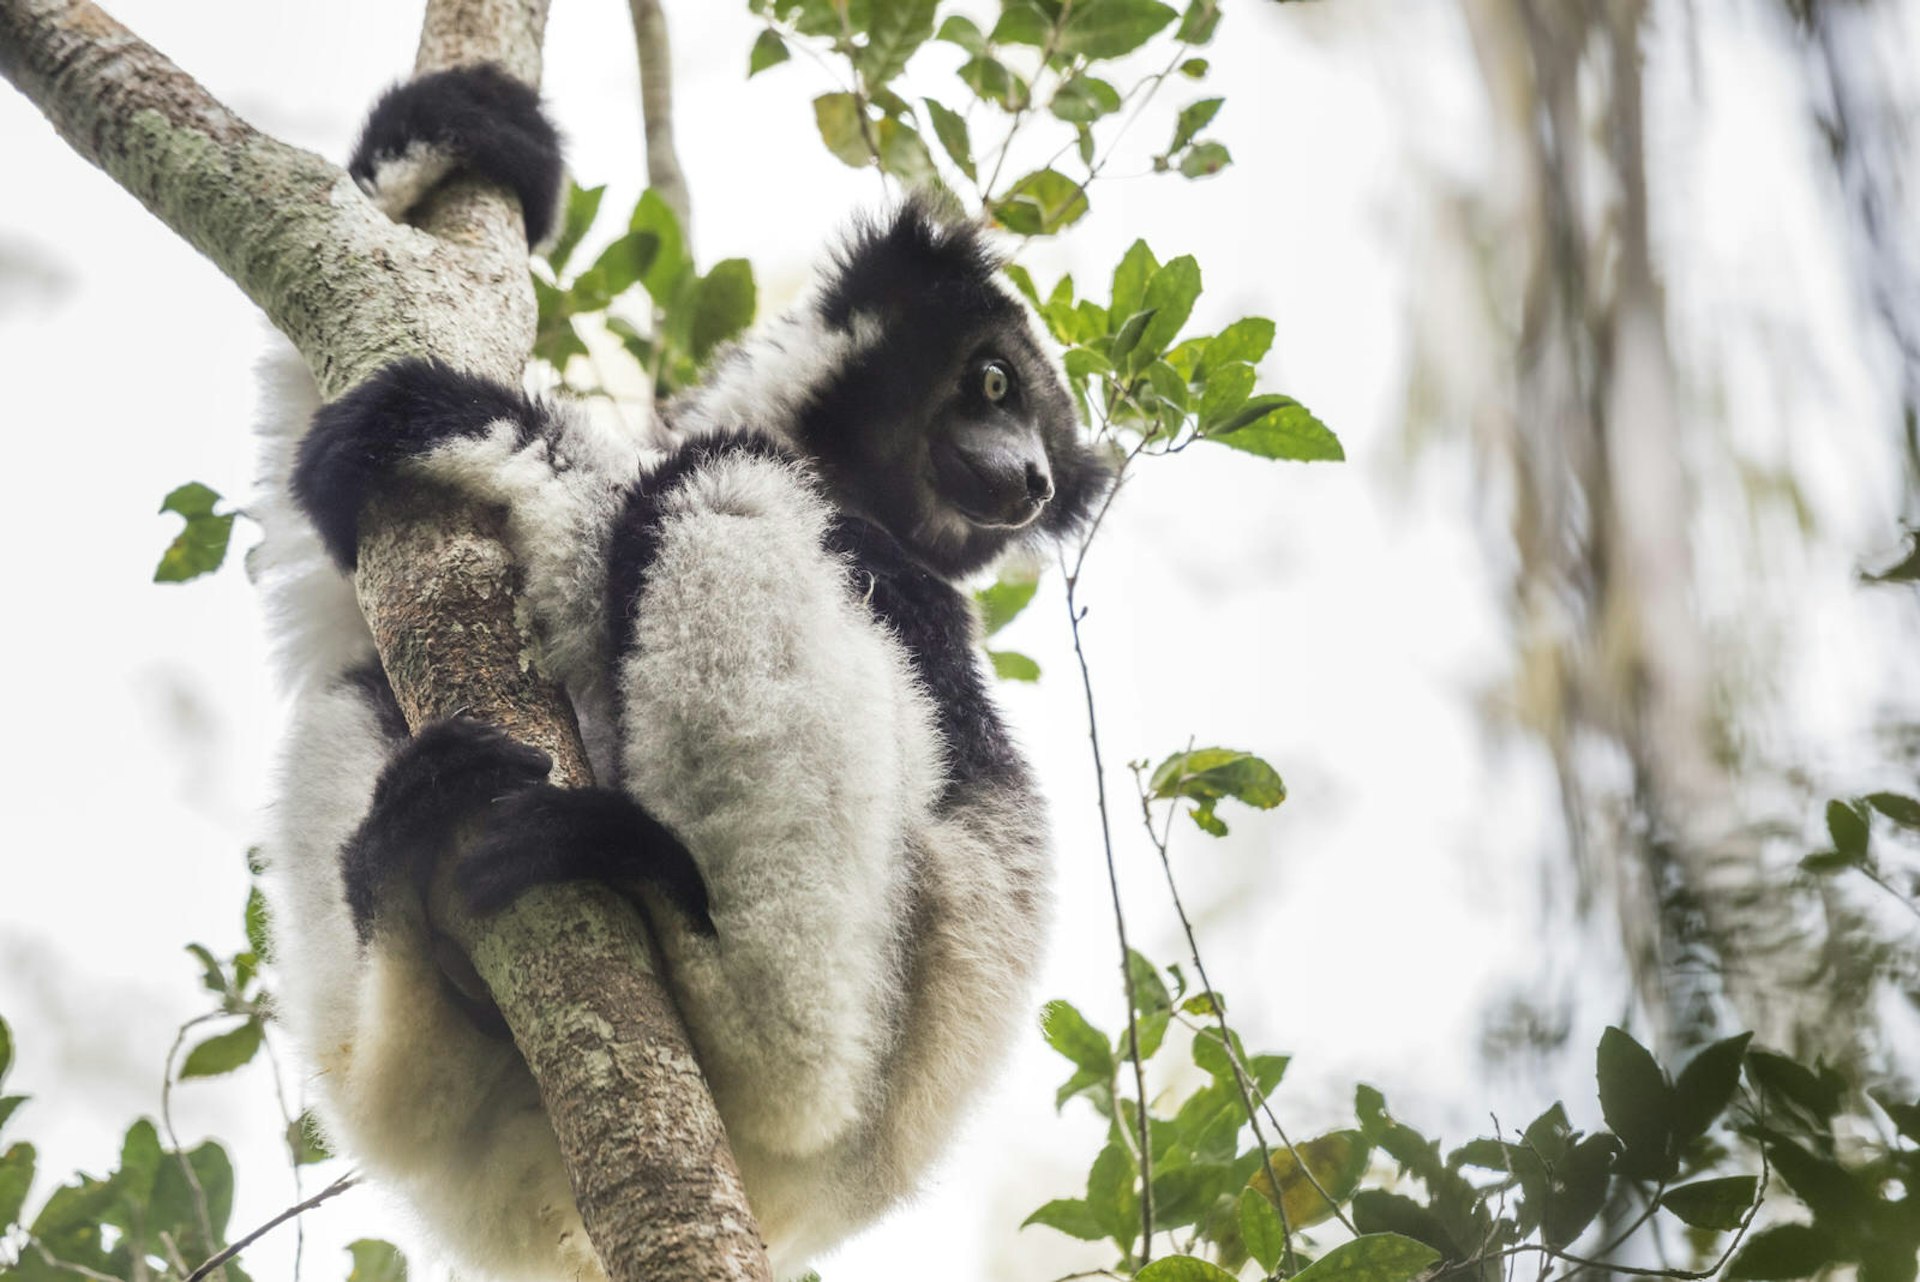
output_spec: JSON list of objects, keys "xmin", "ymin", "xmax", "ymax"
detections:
[{"xmin": 257, "ymin": 66, "xmax": 1108, "ymax": 1281}]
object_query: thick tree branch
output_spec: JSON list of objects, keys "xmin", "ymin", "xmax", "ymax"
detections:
[{"xmin": 0, "ymin": 2, "xmax": 769, "ymax": 1278}]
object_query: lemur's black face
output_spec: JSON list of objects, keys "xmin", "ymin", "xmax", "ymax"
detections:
[{"xmin": 798, "ymin": 198, "xmax": 1109, "ymax": 579}]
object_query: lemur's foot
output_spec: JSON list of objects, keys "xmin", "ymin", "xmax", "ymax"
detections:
[
  {"xmin": 342, "ymin": 716, "xmax": 553, "ymax": 940},
  {"xmin": 292, "ymin": 359, "xmax": 541, "ymax": 568},
  {"xmin": 351, "ymin": 63, "xmax": 564, "ymax": 246},
  {"xmin": 457, "ymin": 785, "xmax": 715, "ymax": 935}
]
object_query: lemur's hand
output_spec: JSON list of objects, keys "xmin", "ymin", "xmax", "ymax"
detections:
[{"xmin": 350, "ymin": 63, "xmax": 565, "ymax": 247}]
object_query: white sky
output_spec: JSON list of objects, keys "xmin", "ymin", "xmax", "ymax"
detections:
[{"xmin": 0, "ymin": 1, "xmax": 1913, "ymax": 1280}]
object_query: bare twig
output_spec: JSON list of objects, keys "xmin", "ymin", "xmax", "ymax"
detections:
[
  {"xmin": 183, "ymin": 1174, "xmax": 360, "ymax": 1282},
  {"xmin": 160, "ymin": 1013, "xmax": 230, "ymax": 1279}
]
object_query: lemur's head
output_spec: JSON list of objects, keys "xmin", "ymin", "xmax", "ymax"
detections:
[
  {"xmin": 802, "ymin": 195, "xmax": 1110, "ymax": 577},
  {"xmin": 672, "ymin": 194, "xmax": 1110, "ymax": 579}
]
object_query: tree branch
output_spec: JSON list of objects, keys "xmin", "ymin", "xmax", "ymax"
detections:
[
  {"xmin": 0, "ymin": 2, "xmax": 769, "ymax": 1278},
  {"xmin": 626, "ymin": 0, "xmax": 692, "ymax": 242}
]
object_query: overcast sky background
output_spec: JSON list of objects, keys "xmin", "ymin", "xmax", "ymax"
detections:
[{"xmin": 1, "ymin": 1, "xmax": 1914, "ymax": 1280}]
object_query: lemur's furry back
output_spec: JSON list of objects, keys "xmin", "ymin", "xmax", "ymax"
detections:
[{"xmin": 260, "ymin": 64, "xmax": 1108, "ymax": 1282}]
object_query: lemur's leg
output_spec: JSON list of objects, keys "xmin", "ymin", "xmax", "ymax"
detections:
[
  {"xmin": 351, "ymin": 62, "xmax": 565, "ymax": 246},
  {"xmin": 602, "ymin": 431, "xmax": 946, "ymax": 1161}
]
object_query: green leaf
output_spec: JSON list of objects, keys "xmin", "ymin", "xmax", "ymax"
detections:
[
  {"xmin": 288, "ymin": 1111, "xmax": 332, "ymax": 1166},
  {"xmin": 1041, "ymin": 1000, "xmax": 1114, "ymax": 1076},
  {"xmin": 0, "ymin": 1096, "xmax": 23, "ymax": 1135},
  {"xmin": 936, "ymin": 14, "xmax": 988, "ymax": 53},
  {"xmin": 1198, "ymin": 361, "xmax": 1257, "ymax": 429},
  {"xmin": 1108, "ymin": 308, "xmax": 1159, "ymax": 371},
  {"xmin": 1057, "ymin": 0, "xmax": 1179, "ymax": 58},
  {"xmin": 346, "ymin": 1238, "xmax": 409, "ymax": 1282},
  {"xmin": 1865, "ymin": 791, "xmax": 1920, "ymax": 828},
  {"xmin": 922, "ymin": 98, "xmax": 977, "ymax": 180},
  {"xmin": 814, "ymin": 92, "xmax": 873, "ymax": 167},
  {"xmin": 1149, "ymin": 749, "xmax": 1287, "ymax": 837},
  {"xmin": 1874, "ymin": 1091, "xmax": 1920, "ymax": 1142},
  {"xmin": 628, "ymin": 190, "xmax": 691, "ymax": 299},
  {"xmin": 1178, "ymin": 141, "xmax": 1232, "ymax": 178},
  {"xmin": 1747, "ymin": 1050, "xmax": 1844, "ymax": 1120},
  {"xmin": 1248, "ymin": 1131, "xmax": 1370, "ymax": 1231},
  {"xmin": 1766, "ymin": 1135, "xmax": 1872, "ymax": 1228},
  {"xmin": 976, "ymin": 572, "xmax": 1040, "ymax": 635},
  {"xmin": 244, "ymin": 887, "xmax": 272, "ymax": 960},
  {"xmin": 1826, "ymin": 798, "xmax": 1870, "ymax": 858},
  {"xmin": 186, "ymin": 943, "xmax": 229, "ymax": 998},
  {"xmin": 1287, "ymin": 1233, "xmax": 1442, "ymax": 1282},
  {"xmin": 958, "ymin": 55, "xmax": 1030, "ymax": 111},
  {"xmin": 1112, "ymin": 240, "xmax": 1160, "ymax": 322},
  {"xmin": 1671, "ymin": 1032, "xmax": 1751, "ymax": 1144},
  {"xmin": 571, "ymin": 229, "xmax": 661, "ymax": 307},
  {"xmin": 1238, "ymin": 1186, "xmax": 1287, "ymax": 1274},
  {"xmin": 1350, "ymin": 1189, "xmax": 1460, "ymax": 1261},
  {"xmin": 1051, "ymin": 75, "xmax": 1122, "ymax": 124},
  {"xmin": 875, "ymin": 116, "xmax": 938, "ymax": 183},
  {"xmin": 1135, "ymin": 1257, "xmax": 1240, "ymax": 1282},
  {"xmin": 543, "ymin": 182, "xmax": 604, "ymax": 274},
  {"xmin": 1728, "ymin": 1223, "xmax": 1839, "ymax": 1279},
  {"xmin": 860, "ymin": 0, "xmax": 938, "ymax": 86},
  {"xmin": 151, "ymin": 1139, "xmax": 235, "ymax": 1249},
  {"xmin": 1181, "ymin": 991, "xmax": 1224, "ymax": 1017},
  {"xmin": 1137, "ymin": 256, "xmax": 1202, "ymax": 362},
  {"xmin": 0, "ymin": 1141, "xmax": 34, "ymax": 1227},
  {"xmin": 179, "ymin": 1019, "xmax": 265, "ymax": 1079},
  {"xmin": 1207, "ymin": 317, "xmax": 1276, "ymax": 368},
  {"xmin": 1596, "ymin": 1026, "xmax": 1673, "ymax": 1177},
  {"xmin": 988, "ymin": 649, "xmax": 1041, "ymax": 681},
  {"xmin": 0, "ymin": 1016, "xmax": 10, "ymax": 1086},
  {"xmin": 991, "ymin": 1, "xmax": 1054, "ymax": 47},
  {"xmin": 1660, "ymin": 1176, "xmax": 1756, "ymax": 1231},
  {"xmin": 992, "ymin": 168, "xmax": 1089, "ymax": 235},
  {"xmin": 690, "ymin": 259, "xmax": 757, "ymax": 365},
  {"xmin": 1170, "ymin": 98, "xmax": 1223, "ymax": 151},
  {"xmin": 1177, "ymin": 0, "xmax": 1222, "ymax": 44},
  {"xmin": 1180, "ymin": 57, "xmax": 1210, "ymax": 77},
  {"xmin": 1542, "ymin": 1132, "xmax": 1619, "ymax": 1247},
  {"xmin": 154, "ymin": 482, "xmax": 236, "ymax": 584},
  {"xmin": 1206, "ymin": 395, "xmax": 1344, "ymax": 461},
  {"xmin": 749, "ymin": 28, "xmax": 791, "ymax": 76},
  {"xmin": 1088, "ymin": 1141, "xmax": 1140, "ymax": 1249},
  {"xmin": 1799, "ymin": 850, "xmax": 1857, "ymax": 874},
  {"xmin": 1021, "ymin": 1197, "xmax": 1107, "ymax": 1240}
]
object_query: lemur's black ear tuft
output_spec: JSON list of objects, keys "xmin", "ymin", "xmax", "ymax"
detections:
[
  {"xmin": 350, "ymin": 64, "xmax": 565, "ymax": 247},
  {"xmin": 1038, "ymin": 435, "xmax": 1118, "ymax": 541},
  {"xmin": 817, "ymin": 191, "xmax": 1007, "ymax": 330}
]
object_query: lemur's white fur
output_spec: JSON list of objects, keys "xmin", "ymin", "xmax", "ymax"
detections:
[{"xmin": 257, "ymin": 263, "xmax": 1051, "ymax": 1277}]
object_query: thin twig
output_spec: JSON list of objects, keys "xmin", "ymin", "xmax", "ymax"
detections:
[
  {"xmin": 161, "ymin": 1012, "xmax": 229, "ymax": 1277},
  {"xmin": 29, "ymin": 1240, "xmax": 124, "ymax": 1282},
  {"xmin": 1061, "ymin": 552, "xmax": 1155, "ymax": 1262},
  {"xmin": 183, "ymin": 1174, "xmax": 360, "ymax": 1282}
]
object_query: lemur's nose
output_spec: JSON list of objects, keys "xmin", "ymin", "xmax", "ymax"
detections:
[{"xmin": 1026, "ymin": 463, "xmax": 1055, "ymax": 505}]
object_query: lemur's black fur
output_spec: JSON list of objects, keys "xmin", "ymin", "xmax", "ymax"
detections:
[{"xmin": 350, "ymin": 64, "xmax": 564, "ymax": 245}]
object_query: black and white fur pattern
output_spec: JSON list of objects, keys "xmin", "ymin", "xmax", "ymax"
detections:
[{"xmin": 259, "ymin": 66, "xmax": 1107, "ymax": 1282}]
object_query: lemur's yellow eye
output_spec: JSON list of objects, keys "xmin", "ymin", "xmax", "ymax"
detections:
[{"xmin": 980, "ymin": 361, "xmax": 1012, "ymax": 403}]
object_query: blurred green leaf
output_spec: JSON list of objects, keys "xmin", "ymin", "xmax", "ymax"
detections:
[
  {"xmin": 749, "ymin": 28, "xmax": 791, "ymax": 76},
  {"xmin": 0, "ymin": 1016, "xmax": 10, "ymax": 1085},
  {"xmin": 628, "ymin": 189, "xmax": 691, "ymax": 299},
  {"xmin": 923, "ymin": 98, "xmax": 977, "ymax": 180},
  {"xmin": 1057, "ymin": 0, "xmax": 1178, "ymax": 57},
  {"xmin": 814, "ymin": 92, "xmax": 873, "ymax": 167},
  {"xmin": 859, "ymin": 0, "xmax": 937, "ymax": 85},
  {"xmin": 154, "ymin": 482, "xmax": 236, "ymax": 584},
  {"xmin": 1042, "ymin": 1000, "xmax": 1114, "ymax": 1077},
  {"xmin": 1238, "ymin": 1186, "xmax": 1287, "ymax": 1274},
  {"xmin": 1052, "ymin": 75, "xmax": 1122, "ymax": 123},
  {"xmin": 690, "ymin": 259, "xmax": 757, "ymax": 365},
  {"xmin": 959, "ymin": 55, "xmax": 1030, "ymax": 110},
  {"xmin": 543, "ymin": 182, "xmax": 604, "ymax": 274},
  {"xmin": 1248, "ymin": 1131, "xmax": 1370, "ymax": 1231},
  {"xmin": 1170, "ymin": 98, "xmax": 1223, "ymax": 151},
  {"xmin": 1826, "ymin": 798, "xmax": 1870, "ymax": 858},
  {"xmin": 571, "ymin": 229, "xmax": 661, "ymax": 307},
  {"xmin": 1180, "ymin": 56, "xmax": 1210, "ymax": 77},
  {"xmin": 1671, "ymin": 1032, "xmax": 1751, "ymax": 1144},
  {"xmin": 288, "ymin": 1111, "xmax": 332, "ymax": 1166},
  {"xmin": 180, "ymin": 1019, "xmax": 264, "ymax": 1079},
  {"xmin": 1288, "ymin": 1233, "xmax": 1441, "ymax": 1282},
  {"xmin": 1865, "ymin": 791, "xmax": 1920, "ymax": 827},
  {"xmin": 1150, "ymin": 747, "xmax": 1286, "ymax": 837},
  {"xmin": 993, "ymin": 168, "xmax": 1089, "ymax": 235},
  {"xmin": 936, "ymin": 13, "xmax": 988, "ymax": 53},
  {"xmin": 1021, "ymin": 1197, "xmax": 1107, "ymax": 1241},
  {"xmin": 1206, "ymin": 394, "xmax": 1343, "ymax": 461},
  {"xmin": 1542, "ymin": 1132, "xmax": 1619, "ymax": 1247},
  {"xmin": 1660, "ymin": 1176, "xmax": 1756, "ymax": 1231},
  {"xmin": 1136, "ymin": 1256, "xmax": 1240, "ymax": 1282},
  {"xmin": 1597, "ymin": 1026, "xmax": 1673, "ymax": 1177},
  {"xmin": 992, "ymin": 0, "xmax": 1053, "ymax": 46},
  {"xmin": 244, "ymin": 886, "xmax": 272, "ymax": 960},
  {"xmin": 1208, "ymin": 317, "xmax": 1276, "ymax": 368},
  {"xmin": 976, "ymin": 572, "xmax": 1040, "ymax": 635},
  {"xmin": 1089, "ymin": 1141, "xmax": 1140, "ymax": 1249},
  {"xmin": 989, "ymin": 649, "xmax": 1041, "ymax": 681},
  {"xmin": 1728, "ymin": 1223, "xmax": 1839, "ymax": 1279},
  {"xmin": 1178, "ymin": 141, "xmax": 1232, "ymax": 178},
  {"xmin": 0, "ymin": 1141, "xmax": 34, "ymax": 1228},
  {"xmin": 1177, "ymin": 0, "xmax": 1222, "ymax": 44},
  {"xmin": 347, "ymin": 1238, "xmax": 409, "ymax": 1282}
]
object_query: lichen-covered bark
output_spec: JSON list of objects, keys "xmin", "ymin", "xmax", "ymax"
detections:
[{"xmin": 1, "ymin": 2, "xmax": 770, "ymax": 1278}]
